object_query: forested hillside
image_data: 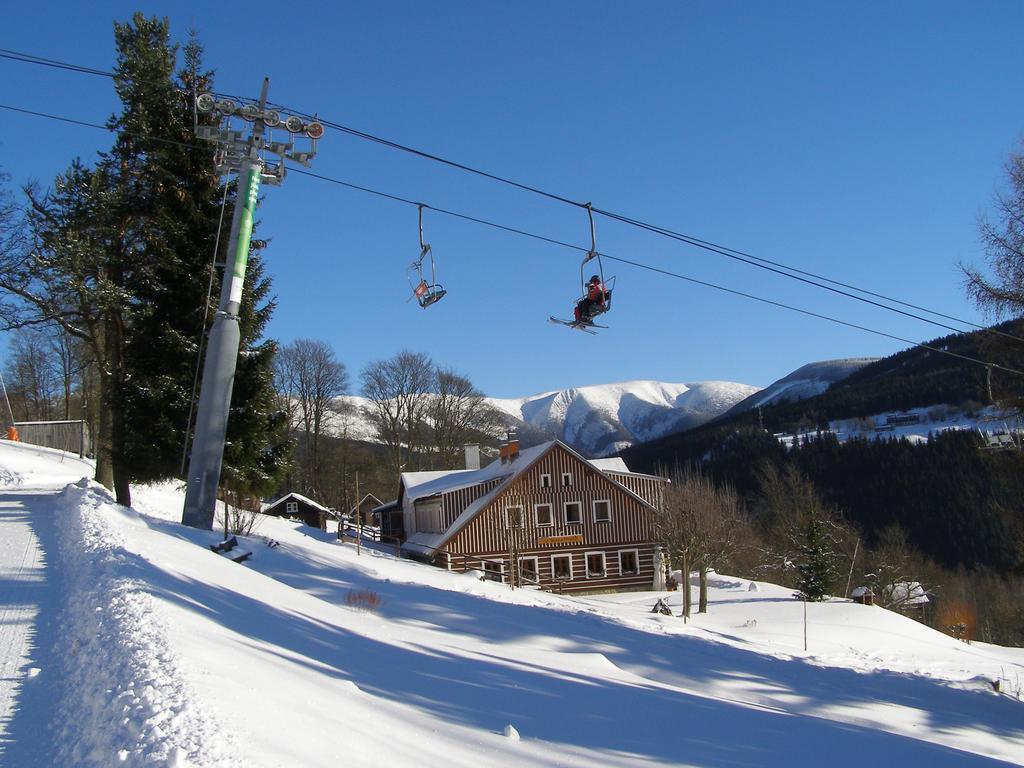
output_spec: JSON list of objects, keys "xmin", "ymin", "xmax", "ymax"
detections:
[
  {"xmin": 625, "ymin": 318, "xmax": 1024, "ymax": 464},
  {"xmin": 622, "ymin": 320, "xmax": 1024, "ymax": 645}
]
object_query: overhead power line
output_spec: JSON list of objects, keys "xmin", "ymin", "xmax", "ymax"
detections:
[
  {"xmin": 1, "ymin": 45, "xmax": 1011, "ymax": 346},
  {"xmin": 2, "ymin": 100, "xmax": 1023, "ymax": 379}
]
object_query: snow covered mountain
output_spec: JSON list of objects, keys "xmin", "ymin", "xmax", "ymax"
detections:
[
  {"xmin": 488, "ymin": 379, "xmax": 761, "ymax": 457},
  {"xmin": 721, "ymin": 358, "xmax": 877, "ymax": 419},
  {"xmin": 324, "ymin": 379, "xmax": 762, "ymax": 457}
]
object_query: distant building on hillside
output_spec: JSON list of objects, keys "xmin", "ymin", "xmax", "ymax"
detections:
[
  {"xmin": 885, "ymin": 413, "xmax": 922, "ymax": 427},
  {"xmin": 390, "ymin": 438, "xmax": 667, "ymax": 594},
  {"xmin": 263, "ymin": 492, "xmax": 336, "ymax": 530},
  {"xmin": 347, "ymin": 493, "xmax": 383, "ymax": 523}
]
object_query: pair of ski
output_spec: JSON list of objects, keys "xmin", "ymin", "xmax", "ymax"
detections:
[{"xmin": 548, "ymin": 316, "xmax": 607, "ymax": 335}]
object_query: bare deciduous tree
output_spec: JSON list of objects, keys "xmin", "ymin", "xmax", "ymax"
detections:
[
  {"xmin": 655, "ymin": 467, "xmax": 748, "ymax": 617},
  {"xmin": 4, "ymin": 327, "xmax": 60, "ymax": 421},
  {"xmin": 429, "ymin": 367, "xmax": 503, "ymax": 469},
  {"xmin": 275, "ymin": 338, "xmax": 349, "ymax": 499},
  {"xmin": 963, "ymin": 144, "xmax": 1024, "ymax": 316},
  {"xmin": 360, "ymin": 350, "xmax": 434, "ymax": 481}
]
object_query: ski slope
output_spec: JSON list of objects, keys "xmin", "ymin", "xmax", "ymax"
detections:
[{"xmin": 0, "ymin": 439, "xmax": 1022, "ymax": 766}]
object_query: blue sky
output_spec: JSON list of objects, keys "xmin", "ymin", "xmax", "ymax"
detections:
[{"xmin": 2, "ymin": 2, "xmax": 1023, "ymax": 397}]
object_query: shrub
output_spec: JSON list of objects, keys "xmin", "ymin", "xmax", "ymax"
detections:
[
  {"xmin": 345, "ymin": 589, "xmax": 382, "ymax": 612},
  {"xmin": 935, "ymin": 598, "xmax": 977, "ymax": 642}
]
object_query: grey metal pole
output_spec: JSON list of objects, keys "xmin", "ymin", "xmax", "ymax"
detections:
[
  {"xmin": 181, "ymin": 157, "xmax": 261, "ymax": 529},
  {"xmin": 181, "ymin": 80, "xmax": 321, "ymax": 530}
]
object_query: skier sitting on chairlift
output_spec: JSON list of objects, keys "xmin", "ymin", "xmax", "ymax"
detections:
[{"xmin": 575, "ymin": 275, "xmax": 610, "ymax": 323}]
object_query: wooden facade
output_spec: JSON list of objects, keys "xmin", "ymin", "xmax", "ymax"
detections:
[
  {"xmin": 264, "ymin": 493, "xmax": 334, "ymax": 530},
  {"xmin": 348, "ymin": 494, "xmax": 383, "ymax": 523},
  {"xmin": 402, "ymin": 441, "xmax": 666, "ymax": 594}
]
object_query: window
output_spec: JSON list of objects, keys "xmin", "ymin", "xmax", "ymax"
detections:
[
  {"xmin": 586, "ymin": 552, "xmax": 606, "ymax": 578},
  {"xmin": 619, "ymin": 550, "xmax": 639, "ymax": 575},
  {"xmin": 593, "ymin": 500, "xmax": 611, "ymax": 523},
  {"xmin": 505, "ymin": 506, "xmax": 524, "ymax": 528},
  {"xmin": 519, "ymin": 557, "xmax": 539, "ymax": 584},
  {"xmin": 483, "ymin": 559, "xmax": 504, "ymax": 582},
  {"xmin": 539, "ymin": 473, "xmax": 552, "ymax": 489},
  {"xmin": 564, "ymin": 501, "xmax": 583, "ymax": 525},
  {"xmin": 285, "ymin": 501, "xmax": 298, "ymax": 516},
  {"xmin": 561, "ymin": 472, "xmax": 573, "ymax": 487},
  {"xmin": 551, "ymin": 554, "xmax": 573, "ymax": 580},
  {"xmin": 534, "ymin": 503, "xmax": 554, "ymax": 527}
]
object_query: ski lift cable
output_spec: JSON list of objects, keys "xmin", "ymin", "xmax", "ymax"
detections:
[
  {"xmin": 592, "ymin": 207, "xmax": 1024, "ymax": 344},
  {"xmin": 0, "ymin": 48, "xmax": 260, "ymax": 109},
  {"xmin": 4, "ymin": 100, "xmax": 1024, "ymax": 379},
  {"xmin": 593, "ymin": 251, "xmax": 1024, "ymax": 378},
  {"xmin": 284, "ymin": 114, "xmax": 1023, "ymax": 342},
  {"xmin": 1, "ymin": 46, "xmax": 1018, "ymax": 344},
  {"xmin": 315, "ymin": 104, "xmax": 1017, "ymax": 341},
  {"xmin": 594, "ymin": 209, "xmax": 974, "ymax": 338},
  {"xmin": 290, "ymin": 169, "xmax": 1024, "ymax": 376}
]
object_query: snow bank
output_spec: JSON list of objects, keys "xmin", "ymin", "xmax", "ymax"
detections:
[{"xmin": 48, "ymin": 481, "xmax": 238, "ymax": 767}]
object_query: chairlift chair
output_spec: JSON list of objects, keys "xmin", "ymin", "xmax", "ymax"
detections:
[
  {"xmin": 549, "ymin": 203, "xmax": 616, "ymax": 333},
  {"xmin": 407, "ymin": 204, "xmax": 446, "ymax": 309}
]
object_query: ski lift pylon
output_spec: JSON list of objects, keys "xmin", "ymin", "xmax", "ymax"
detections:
[{"xmin": 407, "ymin": 204, "xmax": 446, "ymax": 309}]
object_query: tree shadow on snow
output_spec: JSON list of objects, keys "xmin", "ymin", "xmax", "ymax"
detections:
[{"xmin": 132, "ymin": 518, "xmax": 1024, "ymax": 767}]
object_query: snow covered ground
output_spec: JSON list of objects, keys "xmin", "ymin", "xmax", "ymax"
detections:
[{"xmin": 1, "ymin": 438, "xmax": 1023, "ymax": 766}]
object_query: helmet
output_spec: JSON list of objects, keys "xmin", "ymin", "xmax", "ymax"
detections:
[{"xmin": 589, "ymin": 275, "xmax": 600, "ymax": 284}]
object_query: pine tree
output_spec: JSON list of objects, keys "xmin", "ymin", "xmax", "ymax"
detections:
[
  {"xmin": 109, "ymin": 17, "xmax": 223, "ymax": 496},
  {"xmin": 3, "ymin": 15, "xmax": 288, "ymax": 505},
  {"xmin": 794, "ymin": 513, "xmax": 841, "ymax": 601},
  {"xmin": 111, "ymin": 18, "xmax": 289, "ymax": 502}
]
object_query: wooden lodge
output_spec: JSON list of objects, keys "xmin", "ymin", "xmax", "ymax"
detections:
[{"xmin": 397, "ymin": 439, "xmax": 666, "ymax": 594}]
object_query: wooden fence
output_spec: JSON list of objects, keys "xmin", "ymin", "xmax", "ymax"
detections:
[{"xmin": 14, "ymin": 420, "xmax": 91, "ymax": 458}]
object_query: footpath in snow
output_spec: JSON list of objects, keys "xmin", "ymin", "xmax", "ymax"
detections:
[{"xmin": 1, "ymin": 438, "xmax": 1023, "ymax": 767}]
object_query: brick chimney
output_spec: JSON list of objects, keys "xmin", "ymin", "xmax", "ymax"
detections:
[{"xmin": 499, "ymin": 430, "xmax": 520, "ymax": 462}]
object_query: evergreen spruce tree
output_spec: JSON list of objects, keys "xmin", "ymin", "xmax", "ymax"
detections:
[
  {"xmin": 108, "ymin": 17, "xmax": 222, "ymax": 499},
  {"xmin": 4, "ymin": 14, "xmax": 288, "ymax": 506},
  {"xmin": 110, "ymin": 17, "xmax": 289, "ymax": 503},
  {"xmin": 794, "ymin": 513, "xmax": 841, "ymax": 601}
]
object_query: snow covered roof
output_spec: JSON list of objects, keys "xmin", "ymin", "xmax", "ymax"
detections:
[
  {"xmin": 589, "ymin": 457, "xmax": 630, "ymax": 473},
  {"xmin": 401, "ymin": 442, "xmax": 557, "ymax": 504},
  {"xmin": 347, "ymin": 493, "xmax": 382, "ymax": 516},
  {"xmin": 401, "ymin": 469, "xmax": 478, "ymax": 502},
  {"xmin": 404, "ymin": 442, "xmax": 643, "ymax": 504},
  {"xmin": 267, "ymin": 492, "xmax": 333, "ymax": 515}
]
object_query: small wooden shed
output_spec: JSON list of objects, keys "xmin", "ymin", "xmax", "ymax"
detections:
[
  {"xmin": 264, "ymin": 492, "xmax": 336, "ymax": 530},
  {"xmin": 347, "ymin": 493, "xmax": 383, "ymax": 524}
]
